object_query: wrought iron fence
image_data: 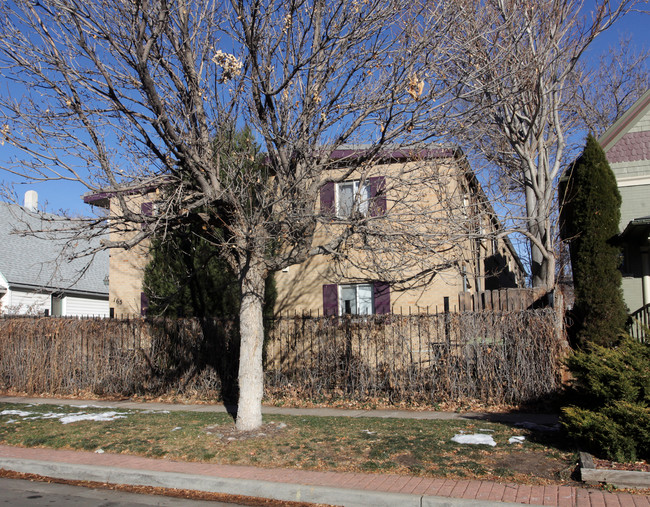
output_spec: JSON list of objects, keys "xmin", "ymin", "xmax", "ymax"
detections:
[
  {"xmin": 0, "ymin": 309, "xmax": 563, "ymax": 406},
  {"xmin": 265, "ymin": 310, "xmax": 562, "ymax": 405}
]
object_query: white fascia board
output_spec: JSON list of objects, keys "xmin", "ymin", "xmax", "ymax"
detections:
[{"xmin": 617, "ymin": 176, "xmax": 650, "ymax": 188}]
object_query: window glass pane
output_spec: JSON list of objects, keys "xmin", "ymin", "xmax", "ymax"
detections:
[
  {"xmin": 339, "ymin": 285, "xmax": 356, "ymax": 315},
  {"xmin": 359, "ymin": 182, "xmax": 370, "ymax": 215},
  {"xmin": 338, "ymin": 182, "xmax": 354, "ymax": 217},
  {"xmin": 357, "ymin": 284, "xmax": 373, "ymax": 314}
]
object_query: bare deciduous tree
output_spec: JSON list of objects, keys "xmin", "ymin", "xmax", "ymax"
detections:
[
  {"xmin": 441, "ymin": 0, "xmax": 642, "ymax": 288},
  {"xmin": 0, "ymin": 0, "xmax": 475, "ymax": 430},
  {"xmin": 576, "ymin": 36, "xmax": 649, "ymax": 137}
]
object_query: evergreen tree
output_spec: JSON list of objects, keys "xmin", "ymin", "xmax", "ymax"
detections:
[
  {"xmin": 143, "ymin": 126, "xmax": 276, "ymax": 319},
  {"xmin": 144, "ymin": 233, "xmax": 235, "ymax": 318},
  {"xmin": 561, "ymin": 134, "xmax": 627, "ymax": 347},
  {"xmin": 144, "ymin": 231, "xmax": 276, "ymax": 319}
]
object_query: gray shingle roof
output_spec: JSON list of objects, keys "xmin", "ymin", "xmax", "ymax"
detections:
[{"xmin": 0, "ymin": 201, "xmax": 108, "ymax": 296}]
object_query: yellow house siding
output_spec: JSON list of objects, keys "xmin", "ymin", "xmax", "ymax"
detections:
[
  {"xmin": 274, "ymin": 155, "xmax": 522, "ymax": 316},
  {"xmin": 108, "ymin": 194, "xmax": 151, "ymax": 317},
  {"xmin": 96, "ymin": 152, "xmax": 524, "ymax": 318}
]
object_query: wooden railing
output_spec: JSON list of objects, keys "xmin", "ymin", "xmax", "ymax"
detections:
[{"xmin": 628, "ymin": 304, "xmax": 650, "ymax": 343}]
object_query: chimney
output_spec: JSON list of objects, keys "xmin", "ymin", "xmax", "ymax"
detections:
[{"xmin": 23, "ymin": 190, "xmax": 38, "ymax": 212}]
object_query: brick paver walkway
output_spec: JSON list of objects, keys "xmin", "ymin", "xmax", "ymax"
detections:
[
  {"xmin": 1, "ymin": 444, "xmax": 649, "ymax": 506},
  {"xmin": 0, "ymin": 397, "xmax": 649, "ymax": 506}
]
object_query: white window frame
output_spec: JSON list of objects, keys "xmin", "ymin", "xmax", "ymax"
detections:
[
  {"xmin": 336, "ymin": 180, "xmax": 370, "ymax": 218},
  {"xmin": 338, "ymin": 283, "xmax": 374, "ymax": 315},
  {"xmin": 462, "ymin": 269, "xmax": 469, "ymax": 292}
]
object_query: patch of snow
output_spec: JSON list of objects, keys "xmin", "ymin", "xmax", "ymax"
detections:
[
  {"xmin": 277, "ymin": 422, "xmax": 287, "ymax": 429},
  {"xmin": 2, "ymin": 409, "xmax": 128, "ymax": 424},
  {"xmin": 171, "ymin": 427, "xmax": 182, "ymax": 432},
  {"xmin": 59, "ymin": 412, "xmax": 127, "ymax": 424},
  {"xmin": 478, "ymin": 428, "xmax": 495, "ymax": 432},
  {"xmin": 140, "ymin": 410, "xmax": 170, "ymax": 414},
  {"xmin": 0, "ymin": 410, "xmax": 33, "ymax": 417},
  {"xmin": 38, "ymin": 412, "xmax": 68, "ymax": 420},
  {"xmin": 451, "ymin": 433, "xmax": 497, "ymax": 447},
  {"xmin": 361, "ymin": 430, "xmax": 376, "ymax": 435},
  {"xmin": 509, "ymin": 436, "xmax": 526, "ymax": 444},
  {"xmin": 95, "ymin": 449, "xmax": 105, "ymax": 454}
]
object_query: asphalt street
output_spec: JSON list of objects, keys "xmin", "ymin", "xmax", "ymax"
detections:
[{"xmin": 0, "ymin": 478, "xmax": 237, "ymax": 507}]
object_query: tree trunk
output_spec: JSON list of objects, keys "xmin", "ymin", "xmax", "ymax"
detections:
[
  {"xmin": 526, "ymin": 186, "xmax": 555, "ymax": 290},
  {"xmin": 530, "ymin": 240, "xmax": 548, "ymax": 288},
  {"xmin": 236, "ymin": 259, "xmax": 266, "ymax": 431},
  {"xmin": 531, "ymin": 250, "xmax": 556, "ymax": 290}
]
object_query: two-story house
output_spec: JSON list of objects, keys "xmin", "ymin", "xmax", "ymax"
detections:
[
  {"xmin": 85, "ymin": 146, "xmax": 525, "ymax": 317},
  {"xmin": 274, "ymin": 147, "xmax": 525, "ymax": 316}
]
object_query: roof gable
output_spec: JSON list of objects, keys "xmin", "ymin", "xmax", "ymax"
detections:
[{"xmin": 599, "ymin": 89, "xmax": 650, "ymax": 164}]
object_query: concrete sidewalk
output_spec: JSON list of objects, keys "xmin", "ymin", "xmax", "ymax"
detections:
[
  {"xmin": 0, "ymin": 396, "xmax": 648, "ymax": 506},
  {"xmin": 0, "ymin": 395, "xmax": 561, "ymax": 424}
]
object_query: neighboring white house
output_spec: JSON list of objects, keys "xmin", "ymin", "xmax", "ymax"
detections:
[{"xmin": 0, "ymin": 193, "xmax": 109, "ymax": 317}]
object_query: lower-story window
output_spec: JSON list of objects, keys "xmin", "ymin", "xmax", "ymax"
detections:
[
  {"xmin": 339, "ymin": 283, "xmax": 373, "ymax": 315},
  {"xmin": 322, "ymin": 281, "xmax": 390, "ymax": 316}
]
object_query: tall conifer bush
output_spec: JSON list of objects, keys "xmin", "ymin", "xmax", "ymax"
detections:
[
  {"xmin": 144, "ymin": 235, "xmax": 276, "ymax": 319},
  {"xmin": 143, "ymin": 126, "xmax": 277, "ymax": 319},
  {"xmin": 561, "ymin": 134, "xmax": 627, "ymax": 347},
  {"xmin": 560, "ymin": 137, "xmax": 647, "ymax": 463}
]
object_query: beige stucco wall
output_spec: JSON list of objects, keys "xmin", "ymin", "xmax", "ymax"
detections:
[
  {"xmin": 102, "ymin": 157, "xmax": 524, "ymax": 318},
  {"xmin": 273, "ymin": 157, "xmax": 523, "ymax": 316},
  {"xmin": 274, "ymin": 258, "xmax": 466, "ymax": 316},
  {"xmin": 108, "ymin": 195, "xmax": 151, "ymax": 317}
]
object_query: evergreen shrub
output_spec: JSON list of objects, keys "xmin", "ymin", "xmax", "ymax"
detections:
[{"xmin": 561, "ymin": 336, "xmax": 650, "ymax": 461}]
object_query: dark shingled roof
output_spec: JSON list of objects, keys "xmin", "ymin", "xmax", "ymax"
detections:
[{"xmin": 0, "ymin": 201, "xmax": 108, "ymax": 296}]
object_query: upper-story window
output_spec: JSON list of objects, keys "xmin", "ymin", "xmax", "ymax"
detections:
[
  {"xmin": 337, "ymin": 180, "xmax": 370, "ymax": 218},
  {"xmin": 320, "ymin": 176, "xmax": 386, "ymax": 218}
]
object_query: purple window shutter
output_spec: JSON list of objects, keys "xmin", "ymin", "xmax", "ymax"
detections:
[
  {"xmin": 369, "ymin": 176, "xmax": 386, "ymax": 217},
  {"xmin": 322, "ymin": 284, "xmax": 338, "ymax": 316},
  {"xmin": 141, "ymin": 202, "xmax": 153, "ymax": 216},
  {"xmin": 140, "ymin": 292, "xmax": 149, "ymax": 316},
  {"xmin": 320, "ymin": 182, "xmax": 335, "ymax": 217},
  {"xmin": 373, "ymin": 281, "xmax": 390, "ymax": 314},
  {"xmin": 141, "ymin": 202, "xmax": 153, "ymax": 230}
]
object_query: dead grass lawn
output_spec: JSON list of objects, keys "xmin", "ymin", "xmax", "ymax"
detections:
[{"xmin": 0, "ymin": 402, "xmax": 577, "ymax": 486}]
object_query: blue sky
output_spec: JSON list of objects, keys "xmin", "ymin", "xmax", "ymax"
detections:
[
  {"xmin": 0, "ymin": 3, "xmax": 648, "ymax": 217},
  {"xmin": 586, "ymin": 2, "xmax": 649, "ymax": 56}
]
